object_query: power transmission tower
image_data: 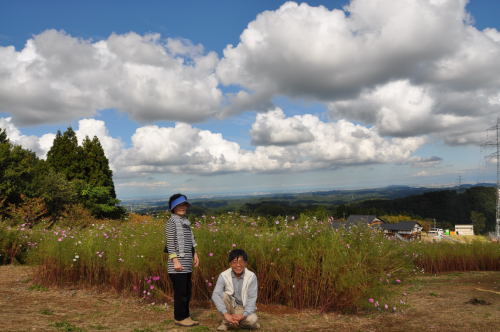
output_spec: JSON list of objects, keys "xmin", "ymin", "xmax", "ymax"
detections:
[
  {"xmin": 483, "ymin": 118, "xmax": 500, "ymax": 238},
  {"xmin": 456, "ymin": 175, "xmax": 463, "ymax": 193}
]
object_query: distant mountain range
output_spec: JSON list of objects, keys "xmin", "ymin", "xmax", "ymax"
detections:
[{"xmin": 122, "ymin": 183, "xmax": 496, "ymax": 213}]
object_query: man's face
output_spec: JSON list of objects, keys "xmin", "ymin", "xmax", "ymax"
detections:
[{"xmin": 229, "ymin": 256, "xmax": 247, "ymax": 276}]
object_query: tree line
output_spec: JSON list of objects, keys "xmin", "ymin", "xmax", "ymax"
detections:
[
  {"xmin": 183, "ymin": 187, "xmax": 496, "ymax": 234},
  {"xmin": 0, "ymin": 127, "xmax": 124, "ymax": 226}
]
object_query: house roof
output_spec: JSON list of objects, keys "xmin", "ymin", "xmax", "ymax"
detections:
[
  {"xmin": 381, "ymin": 221, "xmax": 422, "ymax": 232},
  {"xmin": 346, "ymin": 215, "xmax": 383, "ymax": 225},
  {"xmin": 331, "ymin": 215, "xmax": 385, "ymax": 229}
]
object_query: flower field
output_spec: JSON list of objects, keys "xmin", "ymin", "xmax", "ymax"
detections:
[{"xmin": 2, "ymin": 213, "xmax": 500, "ymax": 313}]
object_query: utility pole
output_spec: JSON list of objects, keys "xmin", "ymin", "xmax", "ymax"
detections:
[{"xmin": 483, "ymin": 118, "xmax": 500, "ymax": 238}]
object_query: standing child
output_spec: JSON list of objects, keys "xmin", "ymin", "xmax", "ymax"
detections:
[{"xmin": 165, "ymin": 193, "xmax": 200, "ymax": 327}]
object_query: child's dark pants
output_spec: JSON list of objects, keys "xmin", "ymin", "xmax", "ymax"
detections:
[{"xmin": 169, "ymin": 272, "xmax": 192, "ymax": 321}]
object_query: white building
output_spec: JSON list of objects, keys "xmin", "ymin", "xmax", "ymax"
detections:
[{"xmin": 455, "ymin": 224, "xmax": 474, "ymax": 236}]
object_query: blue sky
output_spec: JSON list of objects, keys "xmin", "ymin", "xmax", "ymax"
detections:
[{"xmin": 1, "ymin": 0, "xmax": 500, "ymax": 199}]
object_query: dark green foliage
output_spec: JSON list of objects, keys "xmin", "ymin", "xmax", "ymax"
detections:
[
  {"xmin": 0, "ymin": 128, "xmax": 8, "ymax": 144},
  {"xmin": 79, "ymin": 183, "xmax": 125, "ymax": 219},
  {"xmin": 45, "ymin": 128, "xmax": 124, "ymax": 219},
  {"xmin": 46, "ymin": 128, "xmax": 85, "ymax": 181},
  {"xmin": 33, "ymin": 168, "xmax": 77, "ymax": 217},
  {"xmin": 0, "ymin": 137, "xmax": 43, "ymax": 215},
  {"xmin": 352, "ymin": 187, "xmax": 496, "ymax": 232},
  {"xmin": 470, "ymin": 211, "xmax": 486, "ymax": 234},
  {"xmin": 1, "ymin": 128, "xmax": 124, "ymax": 222},
  {"xmin": 81, "ymin": 136, "xmax": 116, "ymax": 198}
]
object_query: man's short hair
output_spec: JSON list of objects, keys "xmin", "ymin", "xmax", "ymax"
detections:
[{"xmin": 228, "ymin": 249, "xmax": 248, "ymax": 263}]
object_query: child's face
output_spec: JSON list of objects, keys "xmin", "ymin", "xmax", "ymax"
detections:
[{"xmin": 173, "ymin": 202, "xmax": 189, "ymax": 216}]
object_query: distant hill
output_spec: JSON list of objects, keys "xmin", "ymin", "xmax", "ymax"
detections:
[{"xmin": 124, "ymin": 184, "xmax": 496, "ymax": 225}]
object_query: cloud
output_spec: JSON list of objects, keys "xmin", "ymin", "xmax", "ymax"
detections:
[
  {"xmin": 328, "ymin": 79, "xmax": 498, "ymax": 144},
  {"xmin": 328, "ymin": 80, "xmax": 477, "ymax": 137},
  {"xmin": 0, "ymin": 30, "xmax": 222, "ymax": 125},
  {"xmin": 74, "ymin": 118, "xmax": 124, "ymax": 165},
  {"xmin": 411, "ymin": 156, "xmax": 443, "ymax": 168},
  {"xmin": 217, "ymin": 0, "xmax": 500, "ymax": 143},
  {"xmin": 2, "ymin": 0, "xmax": 500, "ymax": 148},
  {"xmin": 116, "ymin": 181, "xmax": 170, "ymax": 188},
  {"xmin": 116, "ymin": 111, "xmax": 425, "ymax": 176},
  {"xmin": 2, "ymin": 113, "xmax": 425, "ymax": 177},
  {"xmin": 249, "ymin": 110, "xmax": 425, "ymax": 171},
  {"xmin": 0, "ymin": 117, "xmax": 55, "ymax": 157},
  {"xmin": 217, "ymin": 0, "xmax": 470, "ymax": 102},
  {"xmin": 250, "ymin": 108, "xmax": 314, "ymax": 145}
]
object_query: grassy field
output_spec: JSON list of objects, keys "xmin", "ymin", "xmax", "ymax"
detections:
[
  {"xmin": 2, "ymin": 213, "xmax": 498, "ymax": 314},
  {"xmin": 1, "ymin": 265, "xmax": 499, "ymax": 332}
]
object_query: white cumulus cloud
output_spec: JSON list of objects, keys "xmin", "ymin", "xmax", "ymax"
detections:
[
  {"xmin": 250, "ymin": 108, "xmax": 314, "ymax": 146},
  {"xmin": 0, "ymin": 30, "xmax": 222, "ymax": 125},
  {"xmin": 217, "ymin": 0, "xmax": 500, "ymax": 143}
]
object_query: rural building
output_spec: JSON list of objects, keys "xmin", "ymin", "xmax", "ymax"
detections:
[
  {"xmin": 331, "ymin": 215, "xmax": 385, "ymax": 229},
  {"xmin": 381, "ymin": 221, "xmax": 423, "ymax": 240},
  {"xmin": 454, "ymin": 224, "xmax": 474, "ymax": 236}
]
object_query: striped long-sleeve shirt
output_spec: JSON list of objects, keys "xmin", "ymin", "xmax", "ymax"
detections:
[{"xmin": 165, "ymin": 214, "xmax": 195, "ymax": 274}]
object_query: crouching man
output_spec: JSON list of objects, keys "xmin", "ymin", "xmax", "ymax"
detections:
[{"xmin": 211, "ymin": 249, "xmax": 260, "ymax": 330}]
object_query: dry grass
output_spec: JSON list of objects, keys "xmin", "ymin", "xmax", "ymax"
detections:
[{"xmin": 1, "ymin": 265, "xmax": 499, "ymax": 332}]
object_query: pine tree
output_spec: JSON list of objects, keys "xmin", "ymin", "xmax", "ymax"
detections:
[
  {"xmin": 81, "ymin": 136, "xmax": 116, "ymax": 198},
  {"xmin": 46, "ymin": 128, "xmax": 84, "ymax": 181},
  {"xmin": 0, "ymin": 128, "xmax": 8, "ymax": 144}
]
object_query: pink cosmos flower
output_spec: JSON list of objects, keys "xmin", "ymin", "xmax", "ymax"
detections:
[
  {"xmin": 150, "ymin": 285, "xmax": 155, "ymax": 290},
  {"xmin": 209, "ymin": 252, "xmax": 214, "ymax": 257},
  {"xmin": 368, "ymin": 298, "xmax": 375, "ymax": 303},
  {"xmin": 208, "ymin": 282, "xmax": 213, "ymax": 287},
  {"xmin": 232, "ymin": 243, "xmax": 237, "ymax": 247},
  {"xmin": 384, "ymin": 304, "xmax": 389, "ymax": 310},
  {"xmin": 57, "ymin": 238, "xmax": 63, "ymax": 242},
  {"xmin": 396, "ymin": 279, "xmax": 401, "ymax": 284}
]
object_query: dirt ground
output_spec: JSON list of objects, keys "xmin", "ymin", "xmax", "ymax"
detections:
[{"xmin": 1, "ymin": 266, "xmax": 499, "ymax": 332}]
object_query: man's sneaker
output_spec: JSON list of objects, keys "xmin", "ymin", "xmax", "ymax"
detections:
[
  {"xmin": 174, "ymin": 318, "xmax": 196, "ymax": 327},
  {"xmin": 216, "ymin": 322, "xmax": 228, "ymax": 331}
]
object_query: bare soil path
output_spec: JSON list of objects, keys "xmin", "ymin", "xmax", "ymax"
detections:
[{"xmin": 1, "ymin": 265, "xmax": 499, "ymax": 331}]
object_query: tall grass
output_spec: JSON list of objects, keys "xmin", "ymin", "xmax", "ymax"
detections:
[
  {"xmin": 0, "ymin": 223, "xmax": 38, "ymax": 264},
  {"xmin": 27, "ymin": 214, "xmax": 412, "ymax": 312},
  {"xmin": 410, "ymin": 240, "xmax": 500, "ymax": 273},
  {"xmin": 21, "ymin": 213, "xmax": 500, "ymax": 312}
]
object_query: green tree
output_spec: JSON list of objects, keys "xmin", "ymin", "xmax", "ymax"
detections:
[
  {"xmin": 81, "ymin": 136, "xmax": 116, "ymax": 198},
  {"xmin": 80, "ymin": 184, "xmax": 125, "ymax": 219},
  {"xmin": 46, "ymin": 128, "xmax": 84, "ymax": 181},
  {"xmin": 0, "ymin": 128, "xmax": 8, "ymax": 144},
  {"xmin": 0, "ymin": 137, "xmax": 42, "ymax": 216},
  {"xmin": 33, "ymin": 167, "xmax": 77, "ymax": 218},
  {"xmin": 470, "ymin": 210, "xmax": 486, "ymax": 234}
]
